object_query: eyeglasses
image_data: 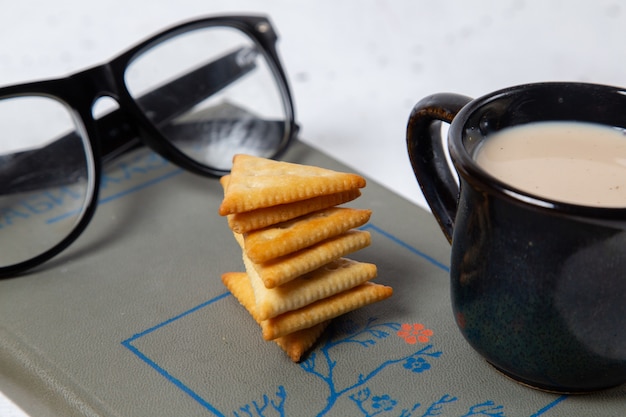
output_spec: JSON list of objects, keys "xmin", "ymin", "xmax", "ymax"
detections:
[{"xmin": 0, "ymin": 15, "xmax": 298, "ymax": 278}]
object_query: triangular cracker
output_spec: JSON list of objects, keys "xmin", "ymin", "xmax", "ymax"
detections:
[
  {"xmin": 234, "ymin": 230, "xmax": 371, "ymax": 288},
  {"xmin": 260, "ymin": 282, "xmax": 393, "ymax": 341},
  {"xmin": 219, "ymin": 174, "xmax": 231, "ymax": 192},
  {"xmin": 220, "ymin": 175, "xmax": 361, "ymax": 234},
  {"xmin": 243, "ymin": 253, "xmax": 378, "ymax": 321},
  {"xmin": 221, "ymin": 271, "xmax": 329, "ymax": 362},
  {"xmin": 273, "ymin": 324, "xmax": 329, "ymax": 363},
  {"xmin": 243, "ymin": 207, "xmax": 372, "ymax": 263},
  {"xmin": 227, "ymin": 189, "xmax": 362, "ymax": 234},
  {"xmin": 219, "ymin": 154, "xmax": 366, "ymax": 215}
]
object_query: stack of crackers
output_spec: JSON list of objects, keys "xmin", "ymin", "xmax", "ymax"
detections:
[{"xmin": 218, "ymin": 154, "xmax": 393, "ymax": 362}]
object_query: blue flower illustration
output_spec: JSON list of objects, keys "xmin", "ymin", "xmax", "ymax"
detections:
[
  {"xmin": 371, "ymin": 394, "xmax": 397, "ymax": 412},
  {"xmin": 403, "ymin": 356, "xmax": 431, "ymax": 373}
]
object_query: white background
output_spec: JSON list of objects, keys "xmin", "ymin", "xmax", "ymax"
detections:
[{"xmin": 2, "ymin": 1, "xmax": 625, "ymax": 415}]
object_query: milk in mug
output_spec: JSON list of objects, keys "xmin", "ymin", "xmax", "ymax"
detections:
[{"xmin": 474, "ymin": 121, "xmax": 626, "ymax": 207}]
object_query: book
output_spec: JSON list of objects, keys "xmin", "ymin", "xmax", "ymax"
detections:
[{"xmin": 0, "ymin": 140, "xmax": 623, "ymax": 416}]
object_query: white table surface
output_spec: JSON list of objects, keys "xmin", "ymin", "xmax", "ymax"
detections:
[{"xmin": 2, "ymin": 1, "xmax": 625, "ymax": 415}]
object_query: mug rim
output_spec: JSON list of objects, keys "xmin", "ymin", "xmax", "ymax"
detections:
[{"xmin": 448, "ymin": 81, "xmax": 626, "ymax": 219}]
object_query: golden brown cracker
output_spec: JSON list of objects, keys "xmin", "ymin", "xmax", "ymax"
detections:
[
  {"xmin": 244, "ymin": 254, "xmax": 378, "ymax": 321},
  {"xmin": 242, "ymin": 230, "xmax": 371, "ymax": 288},
  {"xmin": 221, "ymin": 271, "xmax": 329, "ymax": 362},
  {"xmin": 232, "ymin": 230, "xmax": 245, "ymax": 248},
  {"xmin": 260, "ymin": 282, "xmax": 393, "ymax": 341},
  {"xmin": 243, "ymin": 207, "xmax": 372, "ymax": 263},
  {"xmin": 218, "ymin": 154, "xmax": 366, "ymax": 215},
  {"xmin": 227, "ymin": 189, "xmax": 361, "ymax": 234},
  {"xmin": 221, "ymin": 271, "xmax": 262, "ymax": 322},
  {"xmin": 219, "ymin": 174, "xmax": 230, "ymax": 192},
  {"xmin": 273, "ymin": 323, "xmax": 329, "ymax": 362}
]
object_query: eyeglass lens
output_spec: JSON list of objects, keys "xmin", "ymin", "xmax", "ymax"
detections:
[
  {"xmin": 125, "ymin": 24, "xmax": 290, "ymax": 171},
  {"xmin": 0, "ymin": 96, "xmax": 95, "ymax": 268}
]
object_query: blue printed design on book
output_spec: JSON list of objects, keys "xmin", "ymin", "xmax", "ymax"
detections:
[{"xmin": 121, "ymin": 224, "xmax": 569, "ymax": 417}]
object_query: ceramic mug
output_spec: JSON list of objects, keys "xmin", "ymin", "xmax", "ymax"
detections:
[{"xmin": 406, "ymin": 82, "xmax": 626, "ymax": 393}]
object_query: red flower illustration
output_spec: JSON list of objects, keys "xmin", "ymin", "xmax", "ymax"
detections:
[{"xmin": 397, "ymin": 323, "xmax": 434, "ymax": 344}]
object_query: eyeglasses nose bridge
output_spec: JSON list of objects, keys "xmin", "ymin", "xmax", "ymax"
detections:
[
  {"xmin": 69, "ymin": 63, "xmax": 124, "ymax": 115},
  {"xmin": 67, "ymin": 63, "xmax": 142, "ymax": 156}
]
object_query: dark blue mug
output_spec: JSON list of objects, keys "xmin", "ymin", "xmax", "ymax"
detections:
[{"xmin": 406, "ymin": 82, "xmax": 626, "ymax": 393}]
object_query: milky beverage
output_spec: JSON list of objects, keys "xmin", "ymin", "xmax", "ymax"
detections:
[{"xmin": 474, "ymin": 121, "xmax": 626, "ymax": 207}]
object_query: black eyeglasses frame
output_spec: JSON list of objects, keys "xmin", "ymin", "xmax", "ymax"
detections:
[{"xmin": 0, "ymin": 14, "xmax": 297, "ymax": 278}]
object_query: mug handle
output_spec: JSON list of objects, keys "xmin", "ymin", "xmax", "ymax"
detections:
[{"xmin": 406, "ymin": 93, "xmax": 472, "ymax": 244}]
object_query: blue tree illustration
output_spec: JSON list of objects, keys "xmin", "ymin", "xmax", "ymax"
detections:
[
  {"xmin": 347, "ymin": 392, "xmax": 508, "ymax": 417},
  {"xmin": 299, "ymin": 317, "xmax": 442, "ymax": 416},
  {"xmin": 349, "ymin": 391, "xmax": 463, "ymax": 417},
  {"xmin": 230, "ymin": 317, "xmax": 442, "ymax": 417},
  {"xmin": 233, "ymin": 386, "xmax": 287, "ymax": 417}
]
